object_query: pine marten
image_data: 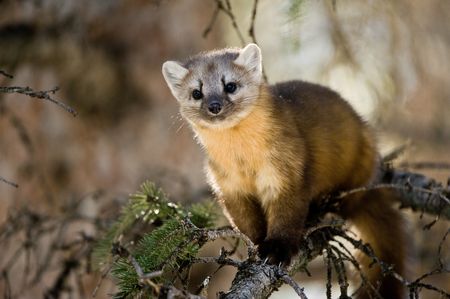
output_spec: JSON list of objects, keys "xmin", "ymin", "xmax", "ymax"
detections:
[{"xmin": 162, "ymin": 44, "xmax": 408, "ymax": 299}]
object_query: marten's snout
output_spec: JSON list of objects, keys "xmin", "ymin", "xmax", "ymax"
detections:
[
  {"xmin": 206, "ymin": 95, "xmax": 223, "ymax": 115},
  {"xmin": 208, "ymin": 102, "xmax": 222, "ymax": 114}
]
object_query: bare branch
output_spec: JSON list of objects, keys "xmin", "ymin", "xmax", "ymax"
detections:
[
  {"xmin": 220, "ymin": 226, "xmax": 335, "ymax": 299},
  {"xmin": 0, "ymin": 176, "xmax": 18, "ymax": 188},
  {"xmin": 204, "ymin": 0, "xmax": 268, "ymax": 82},
  {"xmin": 280, "ymin": 273, "xmax": 308, "ymax": 299},
  {"xmin": 331, "ymin": 168, "xmax": 450, "ymax": 220},
  {"xmin": 0, "ymin": 70, "xmax": 14, "ymax": 79},
  {"xmin": 208, "ymin": 0, "xmax": 246, "ymax": 46},
  {"xmin": 193, "ymin": 255, "xmax": 241, "ymax": 268},
  {"xmin": 203, "ymin": 5, "xmax": 220, "ymax": 38},
  {"xmin": 0, "ymin": 86, "xmax": 77, "ymax": 117},
  {"xmin": 248, "ymin": 0, "xmax": 267, "ymax": 82},
  {"xmin": 2, "ymin": 270, "xmax": 12, "ymax": 299},
  {"xmin": 385, "ymin": 169, "xmax": 450, "ymax": 219},
  {"xmin": 159, "ymin": 285, "xmax": 206, "ymax": 299},
  {"xmin": 91, "ymin": 264, "xmax": 114, "ymax": 298},
  {"xmin": 382, "ymin": 143, "xmax": 410, "ymax": 163},
  {"xmin": 44, "ymin": 259, "xmax": 80, "ymax": 299},
  {"xmin": 399, "ymin": 161, "xmax": 450, "ymax": 170}
]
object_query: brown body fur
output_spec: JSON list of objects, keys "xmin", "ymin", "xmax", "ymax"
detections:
[{"xmin": 194, "ymin": 81, "xmax": 407, "ymax": 298}]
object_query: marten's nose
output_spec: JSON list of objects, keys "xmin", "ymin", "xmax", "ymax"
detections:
[{"xmin": 208, "ymin": 101, "xmax": 222, "ymax": 114}]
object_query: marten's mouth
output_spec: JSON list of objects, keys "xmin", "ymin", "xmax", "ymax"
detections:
[
  {"xmin": 201, "ymin": 101, "xmax": 235, "ymax": 121},
  {"xmin": 190, "ymin": 99, "xmax": 255, "ymax": 129},
  {"xmin": 202, "ymin": 112, "xmax": 229, "ymax": 123}
]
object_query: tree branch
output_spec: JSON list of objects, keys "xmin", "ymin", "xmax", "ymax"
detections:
[
  {"xmin": 105, "ymin": 170, "xmax": 449, "ymax": 299},
  {"xmin": 0, "ymin": 176, "xmax": 19, "ymax": 188},
  {"xmin": 0, "ymin": 86, "xmax": 77, "ymax": 117},
  {"xmin": 212, "ymin": 167, "xmax": 450, "ymax": 299},
  {"xmin": 383, "ymin": 168, "xmax": 450, "ymax": 219},
  {"xmin": 248, "ymin": 0, "xmax": 267, "ymax": 82},
  {"xmin": 0, "ymin": 70, "xmax": 14, "ymax": 79},
  {"xmin": 219, "ymin": 226, "xmax": 334, "ymax": 299}
]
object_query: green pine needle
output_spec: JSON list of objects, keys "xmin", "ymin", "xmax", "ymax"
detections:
[{"xmin": 93, "ymin": 181, "xmax": 218, "ymax": 298}]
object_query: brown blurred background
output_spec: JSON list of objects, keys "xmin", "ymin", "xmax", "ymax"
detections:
[{"xmin": 0, "ymin": 0, "xmax": 448, "ymax": 298}]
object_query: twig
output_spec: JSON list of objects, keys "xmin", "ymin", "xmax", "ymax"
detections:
[
  {"xmin": 44, "ymin": 259, "xmax": 79, "ymax": 299},
  {"xmin": 8, "ymin": 110, "xmax": 35, "ymax": 155},
  {"xmin": 248, "ymin": 0, "xmax": 259, "ymax": 44},
  {"xmin": 111, "ymin": 243, "xmax": 163, "ymax": 283},
  {"xmin": 159, "ymin": 285, "xmax": 205, "ymax": 299},
  {"xmin": 192, "ymin": 256, "xmax": 241, "ymax": 268},
  {"xmin": 437, "ymin": 228, "xmax": 449, "ymax": 269},
  {"xmin": 331, "ymin": 238, "xmax": 382, "ymax": 298},
  {"xmin": 335, "ymin": 179, "xmax": 450, "ymax": 220},
  {"xmin": 0, "ymin": 200, "xmax": 103, "ymax": 299},
  {"xmin": 0, "ymin": 86, "xmax": 77, "ymax": 117},
  {"xmin": 409, "ymin": 282, "xmax": 450, "ymax": 298},
  {"xmin": 399, "ymin": 161, "xmax": 450, "ymax": 170},
  {"xmin": 2, "ymin": 271, "xmax": 12, "ymax": 299},
  {"xmin": 324, "ymin": 247, "xmax": 333, "ymax": 299},
  {"xmin": 214, "ymin": 0, "xmax": 246, "ymax": 46},
  {"xmin": 130, "ymin": 255, "xmax": 163, "ymax": 280},
  {"xmin": 195, "ymin": 275, "xmax": 211, "ymax": 296},
  {"xmin": 405, "ymin": 230, "xmax": 449, "ymax": 295},
  {"xmin": 382, "ymin": 143, "xmax": 410, "ymax": 162},
  {"xmin": 0, "ymin": 176, "xmax": 18, "ymax": 188},
  {"xmin": 279, "ymin": 273, "xmax": 308, "ymax": 299},
  {"xmin": 248, "ymin": 0, "xmax": 267, "ymax": 82},
  {"xmin": 204, "ymin": 0, "xmax": 268, "ymax": 82},
  {"xmin": 330, "ymin": 247, "xmax": 350, "ymax": 298},
  {"xmin": 182, "ymin": 218, "xmax": 257, "ymax": 259},
  {"xmin": 0, "ymin": 70, "xmax": 14, "ymax": 79},
  {"xmin": 91, "ymin": 264, "xmax": 114, "ymax": 298},
  {"xmin": 202, "ymin": 5, "xmax": 220, "ymax": 38}
]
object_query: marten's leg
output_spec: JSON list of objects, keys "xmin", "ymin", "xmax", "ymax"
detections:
[
  {"xmin": 258, "ymin": 191, "xmax": 310, "ymax": 265},
  {"xmin": 221, "ymin": 194, "xmax": 267, "ymax": 244}
]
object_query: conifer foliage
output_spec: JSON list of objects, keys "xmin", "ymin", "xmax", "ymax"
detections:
[{"xmin": 93, "ymin": 181, "xmax": 217, "ymax": 298}]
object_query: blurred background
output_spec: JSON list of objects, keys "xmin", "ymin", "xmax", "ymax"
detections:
[{"xmin": 0, "ymin": 0, "xmax": 448, "ymax": 298}]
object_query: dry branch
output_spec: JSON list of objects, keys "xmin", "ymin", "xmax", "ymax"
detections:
[
  {"xmin": 383, "ymin": 168, "xmax": 450, "ymax": 220},
  {"xmin": 0, "ymin": 71, "xmax": 78, "ymax": 188},
  {"xmin": 0, "ymin": 86, "xmax": 77, "ymax": 117},
  {"xmin": 203, "ymin": 0, "xmax": 268, "ymax": 82},
  {"xmin": 0, "ymin": 176, "xmax": 18, "ymax": 188},
  {"xmin": 0, "ymin": 70, "xmax": 14, "ymax": 79}
]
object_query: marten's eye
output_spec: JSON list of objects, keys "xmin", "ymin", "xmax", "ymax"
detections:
[
  {"xmin": 224, "ymin": 82, "xmax": 237, "ymax": 94},
  {"xmin": 192, "ymin": 89, "xmax": 203, "ymax": 100}
]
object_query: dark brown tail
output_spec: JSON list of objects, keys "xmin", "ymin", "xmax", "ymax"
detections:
[{"xmin": 342, "ymin": 189, "xmax": 410, "ymax": 299}]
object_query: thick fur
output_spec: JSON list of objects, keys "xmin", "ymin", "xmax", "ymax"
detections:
[{"xmin": 162, "ymin": 44, "xmax": 408, "ymax": 298}]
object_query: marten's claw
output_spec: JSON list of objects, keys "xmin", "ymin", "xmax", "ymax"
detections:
[{"xmin": 258, "ymin": 238, "xmax": 299, "ymax": 266}]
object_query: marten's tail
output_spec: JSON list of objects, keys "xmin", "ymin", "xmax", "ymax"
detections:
[{"xmin": 342, "ymin": 189, "xmax": 411, "ymax": 299}]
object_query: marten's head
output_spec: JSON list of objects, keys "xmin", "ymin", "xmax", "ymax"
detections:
[{"xmin": 162, "ymin": 44, "xmax": 263, "ymax": 129}]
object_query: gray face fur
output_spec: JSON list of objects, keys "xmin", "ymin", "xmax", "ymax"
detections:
[{"xmin": 162, "ymin": 44, "xmax": 263, "ymax": 129}]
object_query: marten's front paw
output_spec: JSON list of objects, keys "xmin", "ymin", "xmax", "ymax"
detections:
[{"xmin": 258, "ymin": 237, "xmax": 299, "ymax": 266}]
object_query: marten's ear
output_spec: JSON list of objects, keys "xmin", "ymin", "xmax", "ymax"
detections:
[
  {"xmin": 234, "ymin": 43, "xmax": 262, "ymax": 80},
  {"xmin": 162, "ymin": 61, "xmax": 189, "ymax": 99}
]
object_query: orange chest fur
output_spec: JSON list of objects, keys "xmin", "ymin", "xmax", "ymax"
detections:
[{"xmin": 194, "ymin": 112, "xmax": 288, "ymax": 206}]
